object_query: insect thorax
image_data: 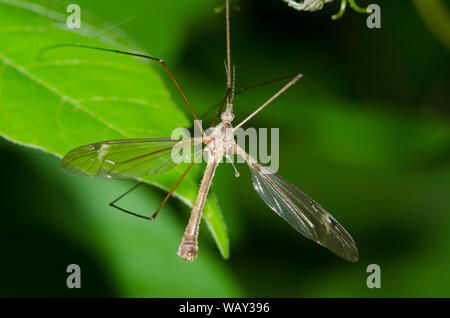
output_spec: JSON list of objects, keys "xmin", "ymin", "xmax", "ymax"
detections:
[{"xmin": 206, "ymin": 121, "xmax": 235, "ymax": 162}]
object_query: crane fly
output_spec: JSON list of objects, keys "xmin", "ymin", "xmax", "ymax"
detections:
[{"xmin": 56, "ymin": 0, "xmax": 358, "ymax": 262}]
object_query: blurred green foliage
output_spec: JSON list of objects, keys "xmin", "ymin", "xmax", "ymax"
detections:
[{"xmin": 0, "ymin": 0, "xmax": 449, "ymax": 297}]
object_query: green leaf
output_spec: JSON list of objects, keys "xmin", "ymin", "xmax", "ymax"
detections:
[{"xmin": 0, "ymin": 0, "xmax": 229, "ymax": 258}]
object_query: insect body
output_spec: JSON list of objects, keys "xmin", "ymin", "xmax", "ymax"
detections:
[
  {"xmin": 58, "ymin": 0, "xmax": 358, "ymax": 263},
  {"xmin": 205, "ymin": 110, "xmax": 235, "ymax": 162}
]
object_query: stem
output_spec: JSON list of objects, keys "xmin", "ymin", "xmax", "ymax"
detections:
[
  {"xmin": 332, "ymin": 0, "xmax": 348, "ymax": 20},
  {"xmin": 348, "ymin": 0, "xmax": 372, "ymax": 14}
]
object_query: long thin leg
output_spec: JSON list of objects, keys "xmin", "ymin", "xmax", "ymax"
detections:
[
  {"xmin": 234, "ymin": 73, "xmax": 303, "ymax": 130},
  {"xmin": 150, "ymin": 158, "xmax": 197, "ymax": 220},
  {"xmin": 39, "ymin": 43, "xmax": 204, "ymax": 134},
  {"xmin": 205, "ymin": 75, "xmax": 297, "ymax": 127},
  {"xmin": 109, "ymin": 150, "xmax": 202, "ymax": 221},
  {"xmin": 237, "ymin": 74, "xmax": 298, "ymax": 95},
  {"xmin": 109, "ymin": 183, "xmax": 154, "ymax": 221}
]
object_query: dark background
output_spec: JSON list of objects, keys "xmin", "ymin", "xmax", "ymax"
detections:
[{"xmin": 0, "ymin": 0, "xmax": 449, "ymax": 297}]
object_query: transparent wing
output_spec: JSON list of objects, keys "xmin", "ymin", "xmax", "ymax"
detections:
[
  {"xmin": 236, "ymin": 147, "xmax": 358, "ymax": 262},
  {"xmin": 62, "ymin": 138, "xmax": 202, "ymax": 179}
]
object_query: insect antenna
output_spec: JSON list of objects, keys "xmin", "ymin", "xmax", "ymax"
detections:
[
  {"xmin": 236, "ymin": 74, "xmax": 298, "ymax": 95},
  {"xmin": 38, "ymin": 43, "xmax": 205, "ymax": 135},
  {"xmin": 109, "ymin": 151, "xmax": 202, "ymax": 221},
  {"xmin": 210, "ymin": 0, "xmax": 233, "ymax": 127},
  {"xmin": 225, "ymin": 0, "xmax": 232, "ymax": 95}
]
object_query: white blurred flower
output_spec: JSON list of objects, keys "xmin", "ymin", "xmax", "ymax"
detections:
[{"xmin": 284, "ymin": 0, "xmax": 333, "ymax": 12}]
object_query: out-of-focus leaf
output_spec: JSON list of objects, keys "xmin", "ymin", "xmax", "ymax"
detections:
[{"xmin": 412, "ymin": 0, "xmax": 450, "ymax": 52}]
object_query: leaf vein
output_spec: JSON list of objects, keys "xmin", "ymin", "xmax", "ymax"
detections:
[
  {"xmin": 25, "ymin": 59, "xmax": 145, "ymax": 75},
  {"xmin": 0, "ymin": 0, "xmax": 130, "ymax": 49},
  {"xmin": 76, "ymin": 96, "xmax": 168, "ymax": 113},
  {"xmin": 0, "ymin": 53, "xmax": 128, "ymax": 138}
]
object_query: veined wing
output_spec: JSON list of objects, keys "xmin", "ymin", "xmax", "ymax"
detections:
[
  {"xmin": 235, "ymin": 145, "xmax": 358, "ymax": 262},
  {"xmin": 62, "ymin": 138, "xmax": 203, "ymax": 179}
]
